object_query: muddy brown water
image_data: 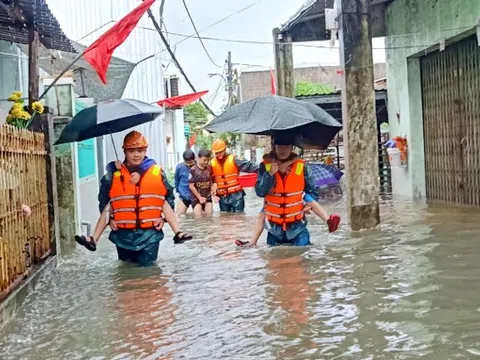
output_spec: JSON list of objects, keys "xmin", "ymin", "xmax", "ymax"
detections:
[{"xmin": 2, "ymin": 190, "xmax": 480, "ymax": 359}]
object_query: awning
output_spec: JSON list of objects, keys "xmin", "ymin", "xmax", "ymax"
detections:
[
  {"xmin": 157, "ymin": 90, "xmax": 208, "ymax": 109},
  {"xmin": 278, "ymin": 0, "xmax": 392, "ymax": 42}
]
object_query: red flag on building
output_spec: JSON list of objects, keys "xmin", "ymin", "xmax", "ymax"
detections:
[
  {"xmin": 83, "ymin": 0, "xmax": 155, "ymax": 84},
  {"xmin": 157, "ymin": 90, "xmax": 209, "ymax": 108},
  {"xmin": 270, "ymin": 68, "xmax": 276, "ymax": 95}
]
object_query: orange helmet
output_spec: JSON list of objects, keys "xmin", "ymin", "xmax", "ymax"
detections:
[
  {"xmin": 212, "ymin": 139, "xmax": 227, "ymax": 153},
  {"xmin": 123, "ymin": 130, "xmax": 148, "ymax": 149}
]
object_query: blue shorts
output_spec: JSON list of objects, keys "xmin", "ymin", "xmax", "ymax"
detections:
[
  {"xmin": 267, "ymin": 229, "xmax": 311, "ymax": 246},
  {"xmin": 258, "ymin": 194, "xmax": 315, "ymax": 214}
]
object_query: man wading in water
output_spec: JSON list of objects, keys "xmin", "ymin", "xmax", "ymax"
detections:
[
  {"xmin": 75, "ymin": 130, "xmax": 192, "ymax": 265},
  {"xmin": 254, "ymin": 133, "xmax": 321, "ymax": 246},
  {"xmin": 210, "ymin": 139, "xmax": 258, "ymax": 212}
]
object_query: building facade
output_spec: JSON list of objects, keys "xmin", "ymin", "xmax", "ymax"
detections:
[
  {"xmin": 240, "ymin": 64, "xmax": 386, "ymax": 102},
  {"xmin": 386, "ymin": 0, "xmax": 480, "ymax": 204},
  {"xmin": 45, "ymin": 0, "xmax": 167, "ymax": 168}
]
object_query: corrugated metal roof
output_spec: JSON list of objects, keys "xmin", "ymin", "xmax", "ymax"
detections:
[
  {"xmin": 0, "ymin": 0, "xmax": 76, "ymax": 53},
  {"xmin": 279, "ymin": 0, "xmax": 333, "ymax": 35},
  {"xmin": 279, "ymin": 0, "xmax": 394, "ymax": 40}
]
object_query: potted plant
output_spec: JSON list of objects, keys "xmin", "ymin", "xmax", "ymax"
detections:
[{"xmin": 5, "ymin": 91, "xmax": 44, "ymax": 129}]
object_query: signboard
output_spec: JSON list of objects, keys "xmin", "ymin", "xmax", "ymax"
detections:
[{"xmin": 184, "ymin": 124, "xmax": 191, "ymax": 135}]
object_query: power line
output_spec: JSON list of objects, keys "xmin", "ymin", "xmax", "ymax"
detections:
[
  {"xmin": 146, "ymin": 8, "xmax": 217, "ymax": 117},
  {"xmin": 181, "ymin": 0, "xmax": 223, "ymax": 68},
  {"xmin": 172, "ymin": 1, "xmax": 262, "ymax": 49},
  {"xmin": 134, "ymin": 1, "xmax": 262, "ymax": 60},
  {"xmin": 206, "ymin": 63, "xmax": 227, "ymax": 106}
]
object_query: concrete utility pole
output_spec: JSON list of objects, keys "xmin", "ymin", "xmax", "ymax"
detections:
[
  {"xmin": 226, "ymin": 51, "xmax": 233, "ymax": 106},
  {"xmin": 272, "ymin": 28, "xmax": 294, "ymax": 97},
  {"xmin": 338, "ymin": 0, "xmax": 380, "ymax": 230}
]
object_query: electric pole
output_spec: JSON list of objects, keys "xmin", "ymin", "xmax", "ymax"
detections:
[
  {"xmin": 338, "ymin": 0, "xmax": 380, "ymax": 230},
  {"xmin": 226, "ymin": 51, "xmax": 233, "ymax": 107}
]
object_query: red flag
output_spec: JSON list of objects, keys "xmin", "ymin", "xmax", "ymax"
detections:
[
  {"xmin": 83, "ymin": 0, "xmax": 155, "ymax": 84},
  {"xmin": 157, "ymin": 90, "xmax": 209, "ymax": 108},
  {"xmin": 270, "ymin": 68, "xmax": 276, "ymax": 95}
]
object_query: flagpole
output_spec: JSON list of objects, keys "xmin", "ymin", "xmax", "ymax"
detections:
[{"xmin": 38, "ymin": 51, "xmax": 85, "ymax": 100}]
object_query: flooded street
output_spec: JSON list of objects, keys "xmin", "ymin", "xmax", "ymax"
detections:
[{"xmin": 2, "ymin": 189, "xmax": 480, "ymax": 359}]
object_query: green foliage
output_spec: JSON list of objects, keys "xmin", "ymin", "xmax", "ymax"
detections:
[
  {"xmin": 184, "ymin": 101, "xmax": 243, "ymax": 150},
  {"xmin": 195, "ymin": 132, "xmax": 214, "ymax": 150},
  {"xmin": 295, "ymin": 81, "xmax": 335, "ymax": 97},
  {"xmin": 184, "ymin": 102, "xmax": 208, "ymax": 130}
]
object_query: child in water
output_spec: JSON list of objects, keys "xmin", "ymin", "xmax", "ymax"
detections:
[
  {"xmin": 189, "ymin": 149, "xmax": 214, "ymax": 216},
  {"xmin": 236, "ymin": 153, "xmax": 340, "ymax": 248}
]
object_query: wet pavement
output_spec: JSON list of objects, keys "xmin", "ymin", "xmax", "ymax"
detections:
[{"xmin": 2, "ymin": 189, "xmax": 480, "ymax": 359}]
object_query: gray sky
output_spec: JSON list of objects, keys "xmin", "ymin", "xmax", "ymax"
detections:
[{"xmin": 161, "ymin": 0, "xmax": 385, "ymax": 112}]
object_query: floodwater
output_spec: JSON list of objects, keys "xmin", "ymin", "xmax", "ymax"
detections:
[{"xmin": 2, "ymin": 189, "xmax": 480, "ymax": 359}]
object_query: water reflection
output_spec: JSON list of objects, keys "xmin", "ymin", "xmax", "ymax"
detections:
[{"xmin": 111, "ymin": 266, "xmax": 177, "ymax": 359}]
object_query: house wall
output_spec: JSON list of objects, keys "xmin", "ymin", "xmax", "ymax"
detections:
[
  {"xmin": 385, "ymin": 0, "xmax": 480, "ymax": 198},
  {"xmin": 240, "ymin": 64, "xmax": 386, "ymax": 102}
]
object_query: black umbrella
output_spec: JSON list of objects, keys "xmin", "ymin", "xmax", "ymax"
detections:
[
  {"xmin": 204, "ymin": 95, "xmax": 342, "ymax": 149},
  {"xmin": 54, "ymin": 99, "xmax": 163, "ymax": 145}
]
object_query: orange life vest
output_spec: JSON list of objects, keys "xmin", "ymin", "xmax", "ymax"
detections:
[
  {"xmin": 211, "ymin": 154, "xmax": 242, "ymax": 196},
  {"xmin": 109, "ymin": 164, "xmax": 166, "ymax": 229},
  {"xmin": 264, "ymin": 159, "xmax": 305, "ymax": 230}
]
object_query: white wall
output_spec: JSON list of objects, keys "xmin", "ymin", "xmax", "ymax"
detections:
[{"xmin": 46, "ymin": 0, "xmax": 166, "ymax": 170}]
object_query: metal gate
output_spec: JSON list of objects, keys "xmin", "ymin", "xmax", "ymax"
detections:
[{"xmin": 421, "ymin": 35, "xmax": 480, "ymax": 205}]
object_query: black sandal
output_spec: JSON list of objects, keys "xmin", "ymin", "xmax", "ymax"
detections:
[
  {"xmin": 173, "ymin": 231, "xmax": 192, "ymax": 244},
  {"xmin": 75, "ymin": 235, "xmax": 97, "ymax": 252}
]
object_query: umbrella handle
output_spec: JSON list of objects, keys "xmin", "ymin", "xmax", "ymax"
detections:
[{"xmin": 109, "ymin": 130, "xmax": 120, "ymax": 160}]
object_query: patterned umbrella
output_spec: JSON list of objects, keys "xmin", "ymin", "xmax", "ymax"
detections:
[{"xmin": 310, "ymin": 163, "xmax": 343, "ymax": 188}]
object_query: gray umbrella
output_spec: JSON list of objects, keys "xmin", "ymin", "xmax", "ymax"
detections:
[{"xmin": 204, "ymin": 95, "xmax": 342, "ymax": 149}]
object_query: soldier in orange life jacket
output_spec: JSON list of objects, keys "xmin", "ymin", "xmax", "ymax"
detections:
[
  {"xmin": 210, "ymin": 139, "xmax": 258, "ymax": 212},
  {"xmin": 74, "ymin": 131, "xmax": 192, "ymax": 266},
  {"xmin": 255, "ymin": 133, "xmax": 319, "ymax": 246}
]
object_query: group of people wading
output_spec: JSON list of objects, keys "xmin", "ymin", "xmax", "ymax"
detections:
[{"xmin": 75, "ymin": 130, "xmax": 340, "ymax": 265}]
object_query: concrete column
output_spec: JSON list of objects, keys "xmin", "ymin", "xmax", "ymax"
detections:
[
  {"xmin": 283, "ymin": 34, "xmax": 295, "ymax": 98},
  {"xmin": 53, "ymin": 117, "xmax": 77, "ymax": 256},
  {"xmin": 338, "ymin": 0, "xmax": 380, "ymax": 230},
  {"xmin": 273, "ymin": 29, "xmax": 295, "ymax": 98}
]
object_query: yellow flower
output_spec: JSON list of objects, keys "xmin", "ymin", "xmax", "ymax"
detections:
[
  {"xmin": 6, "ymin": 114, "xmax": 15, "ymax": 124},
  {"xmin": 11, "ymin": 108, "xmax": 23, "ymax": 118},
  {"xmin": 12, "ymin": 91, "xmax": 22, "ymax": 98},
  {"xmin": 31, "ymin": 101, "xmax": 44, "ymax": 114},
  {"xmin": 11, "ymin": 102, "xmax": 22, "ymax": 111},
  {"xmin": 8, "ymin": 94, "xmax": 19, "ymax": 102}
]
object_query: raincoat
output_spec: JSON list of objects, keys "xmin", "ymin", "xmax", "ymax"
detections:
[
  {"xmin": 98, "ymin": 157, "xmax": 175, "ymax": 256},
  {"xmin": 215, "ymin": 157, "xmax": 258, "ymax": 212},
  {"xmin": 255, "ymin": 161, "xmax": 318, "ymax": 246}
]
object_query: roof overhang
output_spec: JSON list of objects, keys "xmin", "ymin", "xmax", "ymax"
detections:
[
  {"xmin": 0, "ymin": 0, "xmax": 76, "ymax": 53},
  {"xmin": 278, "ymin": 0, "xmax": 396, "ymax": 42}
]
